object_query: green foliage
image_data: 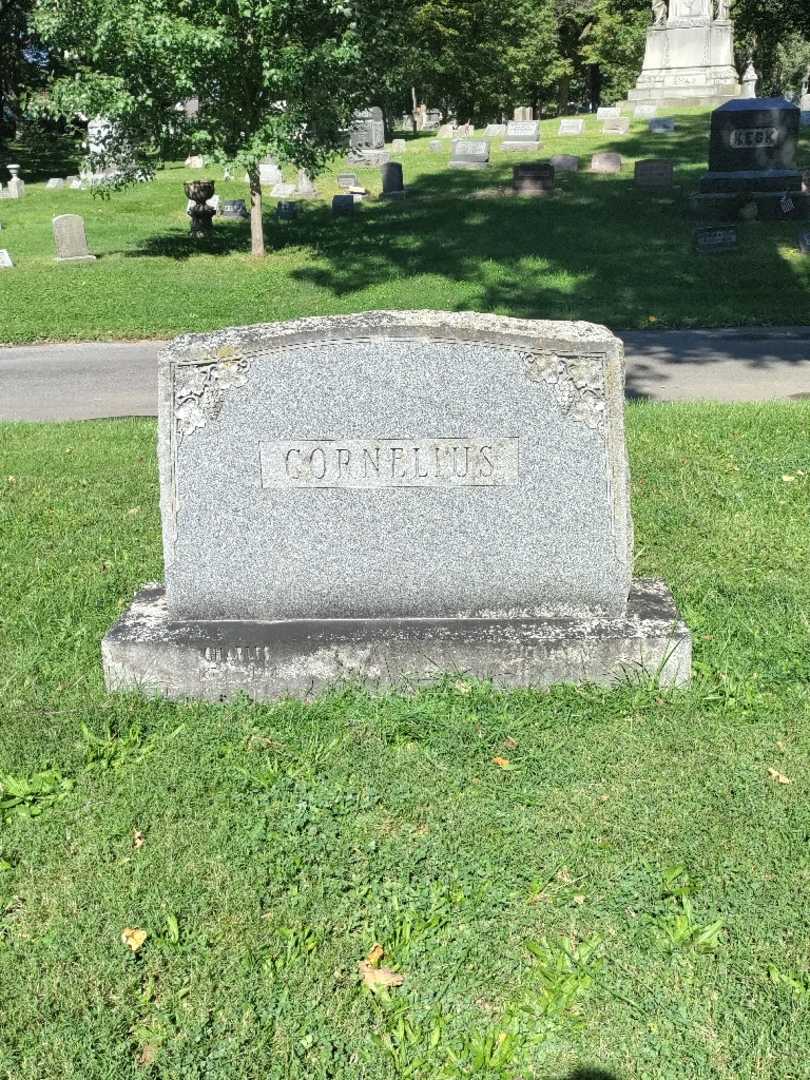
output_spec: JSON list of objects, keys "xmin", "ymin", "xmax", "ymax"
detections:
[
  {"xmin": 581, "ymin": 0, "xmax": 649, "ymax": 103},
  {"xmin": 0, "ymin": 769, "xmax": 74, "ymax": 823}
]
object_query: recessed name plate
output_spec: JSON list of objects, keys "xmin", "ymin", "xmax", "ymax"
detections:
[
  {"xmin": 260, "ymin": 438, "xmax": 519, "ymax": 489},
  {"xmin": 731, "ymin": 127, "xmax": 778, "ymax": 149}
]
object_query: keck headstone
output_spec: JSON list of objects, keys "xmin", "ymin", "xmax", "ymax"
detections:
[
  {"xmin": 502, "ymin": 120, "xmax": 541, "ymax": 152},
  {"xmin": 591, "ymin": 152, "xmax": 623, "ymax": 174},
  {"xmin": 102, "ymin": 311, "xmax": 692, "ymax": 700},
  {"xmin": 53, "ymin": 215, "xmax": 96, "ymax": 263},
  {"xmin": 559, "ymin": 119, "xmax": 584, "ymax": 136},
  {"xmin": 449, "ymin": 139, "xmax": 490, "ymax": 170},
  {"xmin": 512, "ymin": 162, "xmax": 554, "ymax": 196},
  {"xmin": 551, "ymin": 154, "xmax": 579, "ymax": 173},
  {"xmin": 634, "ymin": 159, "xmax": 675, "ymax": 189},
  {"xmin": 695, "ymin": 98, "xmax": 808, "ymax": 219}
]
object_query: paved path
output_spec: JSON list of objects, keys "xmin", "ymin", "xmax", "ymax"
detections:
[{"xmin": 1, "ymin": 327, "xmax": 809, "ymax": 421}]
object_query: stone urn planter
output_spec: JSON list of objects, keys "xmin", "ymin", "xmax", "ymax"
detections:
[{"xmin": 184, "ymin": 179, "xmax": 216, "ymax": 236}]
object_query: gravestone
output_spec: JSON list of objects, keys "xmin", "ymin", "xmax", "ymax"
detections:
[
  {"xmin": 512, "ymin": 162, "xmax": 554, "ymax": 196},
  {"xmin": 438, "ymin": 123, "xmax": 456, "ymax": 139},
  {"xmin": 559, "ymin": 119, "xmax": 584, "ymax": 136},
  {"xmin": 380, "ymin": 162, "xmax": 405, "ymax": 198},
  {"xmin": 65, "ymin": 175, "xmax": 80, "ymax": 186},
  {"xmin": 391, "ymin": 139, "xmax": 407, "ymax": 153},
  {"xmin": 271, "ymin": 182, "xmax": 296, "ymax": 197},
  {"xmin": 513, "ymin": 107, "xmax": 534, "ymax": 122},
  {"xmin": 449, "ymin": 139, "xmax": 490, "ymax": 169},
  {"xmin": 275, "ymin": 201, "xmax": 299, "ymax": 221},
  {"xmin": 46, "ymin": 178, "xmax": 65, "ymax": 189},
  {"xmin": 52, "ymin": 215, "xmax": 96, "ymax": 263},
  {"xmin": 221, "ymin": 199, "xmax": 249, "ymax": 219},
  {"xmin": 259, "ymin": 158, "xmax": 282, "ymax": 187},
  {"xmin": 295, "ymin": 170, "xmax": 318, "ymax": 198},
  {"xmin": 628, "ymin": 0, "xmax": 741, "ymax": 108},
  {"xmin": 650, "ymin": 117, "xmax": 677, "ymax": 134},
  {"xmin": 634, "ymin": 159, "xmax": 675, "ymax": 190},
  {"xmin": 332, "ymin": 194, "xmax": 355, "ymax": 215},
  {"xmin": 102, "ymin": 310, "xmax": 691, "ymax": 700},
  {"xmin": 602, "ymin": 117, "xmax": 630, "ymax": 135},
  {"xmin": 349, "ymin": 107, "xmax": 388, "ymax": 165},
  {"xmin": 185, "ymin": 155, "xmax": 205, "ymax": 169},
  {"xmin": 429, "ymin": 140, "xmax": 444, "ymax": 153},
  {"xmin": 0, "ymin": 249, "xmax": 13, "ymax": 268},
  {"xmin": 502, "ymin": 120, "xmax": 541, "ymax": 152},
  {"xmin": 551, "ymin": 154, "xmax": 579, "ymax": 172},
  {"xmin": 695, "ymin": 98, "xmax": 809, "ymax": 219},
  {"xmin": 485, "ymin": 124, "xmax": 507, "ymax": 137},
  {"xmin": 6, "ymin": 164, "xmax": 25, "ymax": 199},
  {"xmin": 591, "ymin": 152, "xmax": 623, "ymax": 174},
  {"xmin": 634, "ymin": 104, "xmax": 658, "ymax": 118},
  {"xmin": 596, "ymin": 107, "xmax": 620, "ymax": 120},
  {"xmin": 337, "ymin": 172, "xmax": 358, "ymax": 189},
  {"xmin": 799, "ymin": 230, "xmax": 810, "ymax": 255},
  {"xmin": 693, "ymin": 225, "xmax": 737, "ymax": 253}
]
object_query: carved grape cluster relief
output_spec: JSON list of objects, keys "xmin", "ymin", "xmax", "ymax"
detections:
[
  {"xmin": 174, "ymin": 346, "xmax": 251, "ymax": 439},
  {"xmin": 525, "ymin": 352, "xmax": 607, "ymax": 432}
]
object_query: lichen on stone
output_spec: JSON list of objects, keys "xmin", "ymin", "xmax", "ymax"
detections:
[{"xmin": 174, "ymin": 348, "xmax": 251, "ymax": 439}]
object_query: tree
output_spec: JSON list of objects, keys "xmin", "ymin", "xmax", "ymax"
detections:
[
  {"xmin": 580, "ymin": 0, "xmax": 648, "ymax": 105},
  {"xmin": 1, "ymin": 0, "xmax": 50, "ymax": 139},
  {"xmin": 33, "ymin": 0, "xmax": 369, "ymax": 255}
]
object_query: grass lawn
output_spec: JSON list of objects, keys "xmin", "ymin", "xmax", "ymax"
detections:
[
  {"xmin": 1, "ymin": 403, "xmax": 809, "ymax": 1078},
  {"xmin": 1, "ymin": 108, "xmax": 809, "ymax": 343}
]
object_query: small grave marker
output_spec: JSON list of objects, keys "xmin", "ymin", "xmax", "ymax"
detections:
[
  {"xmin": 381, "ymin": 162, "xmax": 405, "ymax": 198},
  {"xmin": 332, "ymin": 194, "xmax": 355, "ymax": 215},
  {"xmin": 634, "ymin": 159, "xmax": 674, "ymax": 190},
  {"xmin": 46, "ymin": 178, "xmax": 65, "ymax": 189},
  {"xmin": 590, "ymin": 152, "xmax": 622, "ymax": 174},
  {"xmin": 551, "ymin": 154, "xmax": 579, "ymax": 172},
  {"xmin": 512, "ymin": 162, "xmax": 554, "ymax": 196},
  {"xmin": 502, "ymin": 120, "xmax": 541, "ymax": 152},
  {"xmin": 0, "ymin": 249, "xmax": 13, "ymax": 268},
  {"xmin": 53, "ymin": 214, "xmax": 96, "ymax": 263},
  {"xmin": 275, "ymin": 201, "xmax": 299, "ymax": 221},
  {"xmin": 449, "ymin": 139, "xmax": 490, "ymax": 170},
  {"xmin": 221, "ymin": 199, "xmax": 249, "ymax": 219},
  {"xmin": 650, "ymin": 118, "xmax": 676, "ymax": 134},
  {"xmin": 337, "ymin": 172, "xmax": 358, "ymax": 189},
  {"xmin": 602, "ymin": 117, "xmax": 630, "ymax": 135},
  {"xmin": 596, "ymin": 106, "xmax": 621, "ymax": 120},
  {"xmin": 693, "ymin": 225, "xmax": 737, "ymax": 254},
  {"xmin": 559, "ymin": 119, "xmax": 584, "ymax": 136}
]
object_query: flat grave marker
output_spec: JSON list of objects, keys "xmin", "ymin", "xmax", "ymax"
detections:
[
  {"xmin": 602, "ymin": 117, "xmax": 630, "ymax": 135},
  {"xmin": 449, "ymin": 139, "xmax": 490, "ymax": 169},
  {"xmin": 634, "ymin": 159, "xmax": 675, "ymax": 190},
  {"xmin": 512, "ymin": 162, "xmax": 554, "ymax": 196},
  {"xmin": 0, "ymin": 249, "xmax": 13, "ymax": 268},
  {"xmin": 591, "ymin": 152, "xmax": 623, "ymax": 174},
  {"xmin": 596, "ymin": 106, "xmax": 621, "ymax": 120},
  {"xmin": 559, "ymin": 119, "xmax": 584, "ymax": 136},
  {"xmin": 502, "ymin": 120, "xmax": 541, "ymax": 152},
  {"xmin": 650, "ymin": 118, "xmax": 677, "ymax": 134},
  {"xmin": 693, "ymin": 225, "xmax": 737, "ymax": 254},
  {"xmin": 551, "ymin": 154, "xmax": 579, "ymax": 172}
]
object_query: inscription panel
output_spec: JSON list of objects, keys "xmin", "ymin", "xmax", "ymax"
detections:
[
  {"xmin": 260, "ymin": 438, "xmax": 519, "ymax": 488},
  {"xmin": 730, "ymin": 127, "xmax": 778, "ymax": 149}
]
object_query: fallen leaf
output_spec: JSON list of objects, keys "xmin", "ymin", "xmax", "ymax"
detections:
[
  {"xmin": 358, "ymin": 960, "xmax": 404, "ymax": 989},
  {"xmin": 768, "ymin": 768, "xmax": 792, "ymax": 785},
  {"xmin": 782, "ymin": 475, "xmax": 796, "ymax": 483},
  {"xmin": 137, "ymin": 1044, "xmax": 158, "ymax": 1067},
  {"xmin": 133, "ymin": 830, "xmax": 145, "ymax": 849},
  {"xmin": 776, "ymin": 740, "xmax": 786, "ymax": 752},
  {"xmin": 127, "ymin": 506, "xmax": 141, "ymax": 516},
  {"xmin": 557, "ymin": 868, "xmax": 573, "ymax": 884},
  {"xmin": 503, "ymin": 737, "xmax": 518, "ymax": 751},
  {"xmin": 573, "ymin": 894, "xmax": 586, "ymax": 905},
  {"xmin": 121, "ymin": 927, "xmax": 148, "ymax": 953},
  {"xmin": 366, "ymin": 943, "xmax": 384, "ymax": 967},
  {"xmin": 598, "ymin": 794, "xmax": 609, "ymax": 802},
  {"xmin": 453, "ymin": 679, "xmax": 472, "ymax": 694},
  {"xmin": 492, "ymin": 756, "xmax": 511, "ymax": 769}
]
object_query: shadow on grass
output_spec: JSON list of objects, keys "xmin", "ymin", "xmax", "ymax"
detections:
[{"xmin": 561, "ymin": 1070, "xmax": 620, "ymax": 1080}]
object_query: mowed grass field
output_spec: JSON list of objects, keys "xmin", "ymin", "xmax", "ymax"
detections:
[
  {"xmin": 1, "ymin": 403, "xmax": 809, "ymax": 1078},
  {"xmin": 1, "ymin": 107, "xmax": 809, "ymax": 343}
]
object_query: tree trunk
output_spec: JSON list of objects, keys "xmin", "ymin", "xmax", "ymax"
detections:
[
  {"xmin": 248, "ymin": 169, "xmax": 265, "ymax": 257},
  {"xmin": 557, "ymin": 74, "xmax": 570, "ymax": 115}
]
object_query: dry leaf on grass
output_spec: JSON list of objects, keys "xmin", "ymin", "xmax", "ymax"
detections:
[
  {"xmin": 453, "ymin": 679, "xmax": 472, "ymax": 694},
  {"xmin": 358, "ymin": 960, "xmax": 404, "ymax": 989},
  {"xmin": 137, "ymin": 1044, "xmax": 158, "ymax": 1067},
  {"xmin": 767, "ymin": 767, "xmax": 792, "ymax": 785},
  {"xmin": 133, "ymin": 830, "xmax": 145, "ymax": 849},
  {"xmin": 503, "ymin": 737, "xmax": 518, "ymax": 751},
  {"xmin": 121, "ymin": 927, "xmax": 148, "ymax": 953},
  {"xmin": 492, "ymin": 756, "xmax": 511, "ymax": 769},
  {"xmin": 573, "ymin": 894, "xmax": 586, "ymax": 905},
  {"xmin": 366, "ymin": 943, "xmax": 384, "ymax": 967}
]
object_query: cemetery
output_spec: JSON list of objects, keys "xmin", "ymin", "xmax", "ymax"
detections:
[{"xmin": 1, "ymin": 0, "xmax": 810, "ymax": 1075}]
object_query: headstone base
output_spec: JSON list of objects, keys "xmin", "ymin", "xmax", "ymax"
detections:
[
  {"xmin": 56, "ymin": 254, "xmax": 97, "ymax": 263},
  {"xmin": 102, "ymin": 579, "xmax": 691, "ymax": 701},
  {"xmin": 501, "ymin": 141, "xmax": 540, "ymax": 152},
  {"xmin": 690, "ymin": 190, "xmax": 810, "ymax": 220}
]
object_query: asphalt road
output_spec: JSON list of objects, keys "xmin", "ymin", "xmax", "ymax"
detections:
[{"xmin": 1, "ymin": 327, "xmax": 810, "ymax": 421}]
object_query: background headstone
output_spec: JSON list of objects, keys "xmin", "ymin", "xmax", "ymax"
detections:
[
  {"xmin": 46, "ymin": 178, "xmax": 65, "ymax": 189},
  {"xmin": 551, "ymin": 154, "xmax": 579, "ymax": 172},
  {"xmin": 380, "ymin": 161, "xmax": 405, "ymax": 197},
  {"xmin": 591, "ymin": 152, "xmax": 623, "ymax": 174},
  {"xmin": 596, "ymin": 106, "xmax": 621, "ymax": 120},
  {"xmin": 295, "ymin": 170, "xmax": 318, "ymax": 198},
  {"xmin": 650, "ymin": 118, "xmax": 676, "ymax": 133},
  {"xmin": 502, "ymin": 120, "xmax": 541, "ymax": 151},
  {"xmin": 449, "ymin": 139, "xmax": 490, "ymax": 169},
  {"xmin": 337, "ymin": 172, "xmax": 358, "ymax": 189},
  {"xmin": 0, "ymin": 249, "xmax": 13, "ymax": 268},
  {"xmin": 513, "ymin": 106, "xmax": 534, "ymax": 121},
  {"xmin": 512, "ymin": 162, "xmax": 554, "ymax": 196},
  {"xmin": 391, "ymin": 139, "xmax": 407, "ymax": 153},
  {"xmin": 693, "ymin": 225, "xmax": 737, "ymax": 253},
  {"xmin": 275, "ymin": 201, "xmax": 299, "ymax": 221},
  {"xmin": 52, "ymin": 214, "xmax": 96, "ymax": 263},
  {"xmin": 634, "ymin": 159, "xmax": 675, "ymax": 189},
  {"xmin": 185, "ymin": 155, "xmax": 205, "ymax": 169},
  {"xmin": 259, "ymin": 158, "xmax": 283, "ymax": 187},
  {"xmin": 485, "ymin": 124, "xmax": 507, "ymax": 136},
  {"xmin": 221, "ymin": 199, "xmax": 249, "ymax": 219},
  {"xmin": 559, "ymin": 119, "xmax": 584, "ymax": 135},
  {"xmin": 332, "ymin": 194, "xmax": 355, "ymax": 215},
  {"xmin": 602, "ymin": 117, "xmax": 630, "ymax": 135}
]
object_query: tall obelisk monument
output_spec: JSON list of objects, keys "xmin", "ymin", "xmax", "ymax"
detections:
[{"xmin": 628, "ymin": 0, "xmax": 741, "ymax": 108}]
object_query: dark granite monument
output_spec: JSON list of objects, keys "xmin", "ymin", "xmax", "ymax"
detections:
[{"xmin": 694, "ymin": 98, "xmax": 809, "ymax": 219}]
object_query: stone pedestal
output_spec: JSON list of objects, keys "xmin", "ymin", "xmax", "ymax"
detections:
[{"xmin": 628, "ymin": 9, "xmax": 740, "ymax": 109}]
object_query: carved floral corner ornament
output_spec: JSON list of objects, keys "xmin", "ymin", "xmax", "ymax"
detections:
[
  {"xmin": 174, "ymin": 345, "xmax": 251, "ymax": 439},
  {"xmin": 525, "ymin": 352, "xmax": 607, "ymax": 432}
]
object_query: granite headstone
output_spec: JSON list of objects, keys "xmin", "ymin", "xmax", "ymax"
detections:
[
  {"xmin": 512, "ymin": 162, "xmax": 554, "ymax": 196},
  {"xmin": 102, "ymin": 311, "xmax": 691, "ymax": 698},
  {"xmin": 449, "ymin": 140, "xmax": 490, "ymax": 169},
  {"xmin": 634, "ymin": 159, "xmax": 675, "ymax": 189},
  {"xmin": 221, "ymin": 199, "xmax": 249, "ymax": 219},
  {"xmin": 381, "ymin": 162, "xmax": 405, "ymax": 197},
  {"xmin": 502, "ymin": 120, "xmax": 541, "ymax": 152},
  {"xmin": 53, "ymin": 214, "xmax": 96, "ymax": 263},
  {"xmin": 551, "ymin": 154, "xmax": 579, "ymax": 173},
  {"xmin": 559, "ymin": 119, "xmax": 584, "ymax": 136},
  {"xmin": 591, "ymin": 152, "xmax": 623, "ymax": 174},
  {"xmin": 650, "ymin": 118, "xmax": 677, "ymax": 134},
  {"xmin": 693, "ymin": 225, "xmax": 737, "ymax": 253}
]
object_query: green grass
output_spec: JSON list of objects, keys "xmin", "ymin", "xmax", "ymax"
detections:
[
  {"xmin": 1, "ymin": 108, "xmax": 808, "ymax": 343},
  {"xmin": 1, "ymin": 403, "xmax": 809, "ymax": 1078}
]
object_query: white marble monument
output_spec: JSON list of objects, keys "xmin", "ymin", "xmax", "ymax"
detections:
[{"xmin": 627, "ymin": 0, "xmax": 741, "ymax": 108}]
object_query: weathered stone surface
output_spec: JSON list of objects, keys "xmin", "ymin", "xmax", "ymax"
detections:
[
  {"xmin": 602, "ymin": 117, "xmax": 630, "ymax": 135},
  {"xmin": 485, "ymin": 124, "xmax": 507, "ymax": 136},
  {"xmin": 103, "ymin": 578, "xmax": 692, "ymax": 700},
  {"xmin": 596, "ymin": 107, "xmax": 621, "ymax": 120},
  {"xmin": 157, "ymin": 312, "xmax": 632, "ymax": 623},
  {"xmin": 551, "ymin": 154, "xmax": 579, "ymax": 172},
  {"xmin": 634, "ymin": 159, "xmax": 675, "ymax": 189},
  {"xmin": 559, "ymin": 119, "xmax": 584, "ymax": 135},
  {"xmin": 650, "ymin": 117, "xmax": 677, "ymax": 133},
  {"xmin": 380, "ymin": 161, "xmax": 405, "ymax": 197},
  {"xmin": 53, "ymin": 214, "xmax": 95, "ymax": 262},
  {"xmin": 331, "ymin": 194, "xmax": 355, "ymax": 215},
  {"xmin": 46, "ymin": 178, "xmax": 65, "ymax": 189},
  {"xmin": 449, "ymin": 139, "xmax": 490, "ymax": 169},
  {"xmin": 512, "ymin": 162, "xmax": 554, "ymax": 196},
  {"xmin": 591, "ymin": 152, "xmax": 623, "ymax": 174},
  {"xmin": 502, "ymin": 120, "xmax": 541, "ymax": 151}
]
